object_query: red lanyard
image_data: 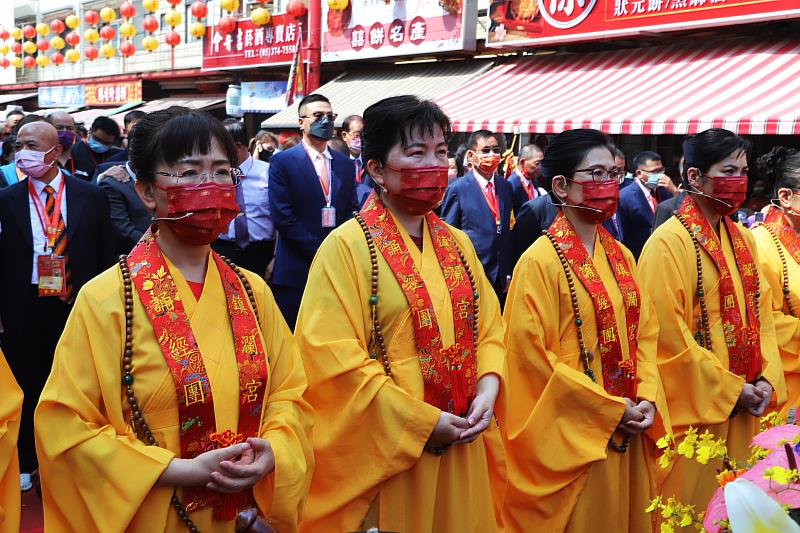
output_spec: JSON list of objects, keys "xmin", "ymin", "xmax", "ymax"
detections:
[
  {"xmin": 482, "ymin": 180, "xmax": 500, "ymax": 225},
  {"xmin": 29, "ymin": 176, "xmax": 65, "ymax": 250},
  {"xmin": 302, "ymin": 142, "xmax": 331, "ymax": 203}
]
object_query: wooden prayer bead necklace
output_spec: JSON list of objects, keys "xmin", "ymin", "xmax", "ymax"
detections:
[
  {"xmin": 354, "ymin": 213, "xmax": 480, "ymax": 386},
  {"xmin": 118, "ymin": 254, "xmax": 261, "ymax": 533},
  {"xmin": 763, "ymin": 225, "xmax": 797, "ymax": 317},
  {"xmin": 675, "ymin": 212, "xmax": 761, "ymax": 349},
  {"xmin": 543, "ymin": 230, "xmax": 630, "ymax": 454}
]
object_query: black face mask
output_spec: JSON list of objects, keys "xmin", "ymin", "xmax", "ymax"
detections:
[
  {"xmin": 259, "ymin": 147, "xmax": 274, "ymax": 163},
  {"xmin": 309, "ymin": 115, "xmax": 334, "ymax": 141}
]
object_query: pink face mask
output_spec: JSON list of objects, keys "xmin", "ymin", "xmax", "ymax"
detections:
[
  {"xmin": 384, "ymin": 164, "xmax": 449, "ymax": 216},
  {"xmin": 15, "ymin": 146, "xmax": 56, "ymax": 178}
]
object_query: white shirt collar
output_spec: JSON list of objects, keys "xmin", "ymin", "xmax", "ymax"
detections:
[
  {"xmin": 303, "ymin": 139, "xmax": 332, "ymax": 161},
  {"xmin": 473, "ymin": 170, "xmax": 495, "ymax": 190},
  {"xmin": 634, "ymin": 176, "xmax": 653, "ymax": 199},
  {"xmin": 30, "ymin": 169, "xmax": 64, "ymax": 196}
]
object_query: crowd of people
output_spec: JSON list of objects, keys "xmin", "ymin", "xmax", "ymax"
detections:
[{"xmin": 0, "ymin": 92, "xmax": 797, "ymax": 532}]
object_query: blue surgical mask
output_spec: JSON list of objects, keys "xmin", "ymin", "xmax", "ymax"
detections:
[
  {"xmin": 309, "ymin": 115, "xmax": 334, "ymax": 141},
  {"xmin": 87, "ymin": 136, "xmax": 113, "ymax": 154},
  {"xmin": 644, "ymin": 171, "xmax": 661, "ymax": 189}
]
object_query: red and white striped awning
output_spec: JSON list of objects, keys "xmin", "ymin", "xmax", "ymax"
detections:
[{"xmin": 438, "ymin": 39, "xmax": 800, "ymax": 136}]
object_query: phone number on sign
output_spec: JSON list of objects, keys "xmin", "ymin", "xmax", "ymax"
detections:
[{"xmin": 243, "ymin": 45, "xmax": 297, "ymax": 59}]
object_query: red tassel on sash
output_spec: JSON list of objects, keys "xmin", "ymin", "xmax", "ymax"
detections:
[
  {"xmin": 619, "ymin": 359, "xmax": 637, "ymax": 401},
  {"xmin": 443, "ymin": 344, "xmax": 469, "ymax": 415}
]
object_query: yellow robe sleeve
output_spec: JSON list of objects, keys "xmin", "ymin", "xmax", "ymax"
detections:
[
  {"xmin": 500, "ymin": 241, "xmax": 628, "ymax": 532},
  {"xmin": 34, "ymin": 270, "xmax": 177, "ymax": 532},
  {"xmin": 638, "ymin": 220, "xmax": 785, "ymax": 435},
  {"xmin": 0, "ymin": 349, "xmax": 22, "ymax": 533},
  {"xmin": 246, "ymin": 271, "xmax": 315, "ymax": 532}
]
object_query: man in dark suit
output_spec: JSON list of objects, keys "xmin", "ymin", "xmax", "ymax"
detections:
[
  {"xmin": 507, "ymin": 143, "xmax": 545, "ymax": 215},
  {"xmin": 0, "ymin": 122, "xmax": 116, "ymax": 490},
  {"xmin": 70, "ymin": 116, "xmax": 123, "ymax": 180},
  {"xmin": 97, "ymin": 163, "xmax": 151, "ymax": 253},
  {"xmin": 617, "ymin": 150, "xmax": 677, "ymax": 259},
  {"xmin": 441, "ymin": 130, "xmax": 514, "ymax": 303},
  {"xmin": 268, "ymin": 94, "xmax": 358, "ymax": 329},
  {"xmin": 89, "ymin": 110, "xmax": 145, "ymax": 181}
]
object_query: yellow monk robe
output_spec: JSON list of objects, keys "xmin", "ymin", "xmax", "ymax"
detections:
[
  {"xmin": 638, "ymin": 217, "xmax": 786, "ymax": 511},
  {"xmin": 35, "ymin": 254, "xmax": 314, "ymax": 533},
  {"xmin": 295, "ymin": 215, "xmax": 507, "ymax": 533},
  {"xmin": 500, "ymin": 232, "xmax": 670, "ymax": 533},
  {"xmin": 0, "ymin": 348, "xmax": 22, "ymax": 533},
  {"xmin": 752, "ymin": 222, "xmax": 800, "ymax": 417}
]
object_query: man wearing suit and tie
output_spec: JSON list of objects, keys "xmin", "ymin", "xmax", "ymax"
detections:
[
  {"xmin": 507, "ymin": 143, "xmax": 546, "ymax": 215},
  {"xmin": 441, "ymin": 130, "xmax": 514, "ymax": 304},
  {"xmin": 268, "ymin": 94, "xmax": 358, "ymax": 329},
  {"xmin": 617, "ymin": 150, "xmax": 678, "ymax": 259},
  {"xmin": 0, "ymin": 122, "xmax": 116, "ymax": 491}
]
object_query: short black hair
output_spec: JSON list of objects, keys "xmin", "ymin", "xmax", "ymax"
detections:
[
  {"xmin": 633, "ymin": 150, "xmax": 662, "ymax": 170},
  {"xmin": 298, "ymin": 94, "xmax": 330, "ymax": 117},
  {"xmin": 683, "ymin": 128, "xmax": 750, "ymax": 179},
  {"xmin": 757, "ymin": 146, "xmax": 800, "ymax": 194},
  {"xmin": 342, "ymin": 114, "xmax": 363, "ymax": 133},
  {"xmin": 613, "ymin": 147, "xmax": 625, "ymax": 160},
  {"xmin": 467, "ymin": 130, "xmax": 496, "ymax": 151},
  {"xmin": 128, "ymin": 107, "xmax": 237, "ymax": 183},
  {"xmin": 222, "ymin": 118, "xmax": 248, "ymax": 146},
  {"xmin": 327, "ymin": 138, "xmax": 349, "ymax": 156},
  {"xmin": 6, "ymin": 110, "xmax": 24, "ymax": 119},
  {"xmin": 541, "ymin": 129, "xmax": 616, "ymax": 181},
  {"xmin": 91, "ymin": 116, "xmax": 121, "ymax": 139},
  {"xmin": 123, "ymin": 110, "xmax": 145, "ymax": 130},
  {"xmin": 13, "ymin": 114, "xmax": 45, "ymax": 134},
  {"xmin": 362, "ymin": 95, "xmax": 451, "ymax": 168}
]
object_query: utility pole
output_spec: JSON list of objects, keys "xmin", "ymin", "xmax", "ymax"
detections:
[{"xmin": 306, "ymin": 0, "xmax": 321, "ymax": 92}]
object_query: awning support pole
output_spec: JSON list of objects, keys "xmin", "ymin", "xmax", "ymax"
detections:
[{"xmin": 306, "ymin": 0, "xmax": 322, "ymax": 92}]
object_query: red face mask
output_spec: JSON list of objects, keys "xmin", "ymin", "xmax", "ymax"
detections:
[
  {"xmin": 474, "ymin": 153, "xmax": 501, "ymax": 176},
  {"xmin": 706, "ymin": 175, "xmax": 748, "ymax": 217},
  {"xmin": 384, "ymin": 164, "xmax": 449, "ymax": 216},
  {"xmin": 564, "ymin": 179, "xmax": 619, "ymax": 224},
  {"xmin": 154, "ymin": 182, "xmax": 240, "ymax": 245}
]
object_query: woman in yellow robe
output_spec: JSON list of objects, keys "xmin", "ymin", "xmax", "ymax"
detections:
[
  {"xmin": 638, "ymin": 128, "xmax": 786, "ymax": 512},
  {"xmin": 751, "ymin": 147, "xmax": 800, "ymax": 417},
  {"xmin": 501, "ymin": 129, "xmax": 669, "ymax": 533},
  {"xmin": 35, "ymin": 108, "xmax": 313, "ymax": 532},
  {"xmin": 295, "ymin": 96, "xmax": 506, "ymax": 532},
  {"xmin": 0, "ymin": 348, "xmax": 22, "ymax": 533}
]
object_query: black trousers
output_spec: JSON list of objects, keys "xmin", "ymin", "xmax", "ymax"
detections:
[
  {"xmin": 4, "ymin": 288, "xmax": 71, "ymax": 473},
  {"xmin": 212, "ymin": 239, "xmax": 275, "ymax": 279},
  {"xmin": 272, "ymin": 284, "xmax": 304, "ymax": 331}
]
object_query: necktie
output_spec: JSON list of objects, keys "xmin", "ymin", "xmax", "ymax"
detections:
[
  {"xmin": 353, "ymin": 158, "xmax": 362, "ymax": 182},
  {"xmin": 524, "ymin": 180, "xmax": 534, "ymax": 200},
  {"xmin": 486, "ymin": 181, "xmax": 499, "ymax": 224},
  {"xmin": 317, "ymin": 153, "xmax": 330, "ymax": 199},
  {"xmin": 233, "ymin": 176, "xmax": 250, "ymax": 248},
  {"xmin": 44, "ymin": 185, "xmax": 72, "ymax": 302},
  {"xmin": 649, "ymin": 194, "xmax": 657, "ymax": 212}
]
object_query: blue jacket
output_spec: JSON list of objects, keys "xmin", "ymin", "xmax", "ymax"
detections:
[
  {"xmin": 268, "ymin": 142, "xmax": 358, "ymax": 288},
  {"xmin": 507, "ymin": 172, "xmax": 545, "ymax": 216},
  {"xmin": 441, "ymin": 171, "xmax": 514, "ymax": 286},
  {"xmin": 617, "ymin": 181, "xmax": 673, "ymax": 259}
]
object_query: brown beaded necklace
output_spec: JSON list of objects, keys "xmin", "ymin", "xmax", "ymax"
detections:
[
  {"xmin": 118, "ymin": 254, "xmax": 261, "ymax": 533},
  {"xmin": 763, "ymin": 224, "xmax": 797, "ymax": 317},
  {"xmin": 543, "ymin": 229, "xmax": 630, "ymax": 454},
  {"xmin": 353, "ymin": 213, "xmax": 480, "ymax": 399}
]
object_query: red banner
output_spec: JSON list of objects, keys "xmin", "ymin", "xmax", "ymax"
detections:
[
  {"xmin": 84, "ymin": 81, "xmax": 142, "ymax": 107},
  {"xmin": 202, "ymin": 14, "xmax": 306, "ymax": 71},
  {"xmin": 486, "ymin": 0, "xmax": 799, "ymax": 47}
]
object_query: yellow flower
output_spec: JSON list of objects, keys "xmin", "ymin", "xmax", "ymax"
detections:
[
  {"xmin": 656, "ymin": 434, "xmax": 673, "ymax": 450},
  {"xmin": 679, "ymin": 512, "xmax": 693, "ymax": 527},
  {"xmin": 660, "ymin": 523, "xmax": 675, "ymax": 533},
  {"xmin": 645, "ymin": 497, "xmax": 662, "ymax": 513},
  {"xmin": 764, "ymin": 466, "xmax": 799, "ymax": 486}
]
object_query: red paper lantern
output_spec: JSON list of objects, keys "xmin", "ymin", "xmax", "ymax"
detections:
[
  {"xmin": 120, "ymin": 41, "xmax": 136, "ymax": 57},
  {"xmin": 218, "ymin": 16, "xmax": 237, "ymax": 34},
  {"xmin": 50, "ymin": 52, "xmax": 64, "ymax": 65},
  {"xmin": 286, "ymin": 0, "xmax": 307, "ymax": 16},
  {"xmin": 119, "ymin": 1, "xmax": 137, "ymax": 19},
  {"xmin": 167, "ymin": 0, "xmax": 182, "ymax": 5},
  {"xmin": 165, "ymin": 30, "xmax": 181, "ymax": 47},
  {"xmin": 0, "ymin": 29, "xmax": 9, "ymax": 40},
  {"xmin": 0, "ymin": 58, "xmax": 9, "ymax": 69},
  {"xmin": 23, "ymin": 55, "xmax": 36, "ymax": 68},
  {"xmin": 36, "ymin": 39, "xmax": 50, "ymax": 52},
  {"xmin": 142, "ymin": 15, "xmax": 159, "ymax": 33},
  {"xmin": 100, "ymin": 25, "xmax": 116, "ymax": 40},
  {"xmin": 65, "ymin": 31, "xmax": 80, "ymax": 46},
  {"xmin": 190, "ymin": 1, "xmax": 208, "ymax": 19},
  {"xmin": 84, "ymin": 10, "xmax": 100, "ymax": 26},
  {"xmin": 22, "ymin": 25, "xmax": 36, "ymax": 39},
  {"xmin": 84, "ymin": 45, "xmax": 98, "ymax": 60},
  {"xmin": 50, "ymin": 19, "xmax": 66, "ymax": 33},
  {"xmin": 11, "ymin": 42, "xmax": 21, "ymax": 54}
]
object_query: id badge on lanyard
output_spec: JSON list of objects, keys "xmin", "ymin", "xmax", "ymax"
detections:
[
  {"xmin": 322, "ymin": 206, "xmax": 336, "ymax": 228},
  {"xmin": 38, "ymin": 254, "xmax": 67, "ymax": 297}
]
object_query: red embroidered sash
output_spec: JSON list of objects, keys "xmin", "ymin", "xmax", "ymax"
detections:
[
  {"xmin": 765, "ymin": 206, "xmax": 800, "ymax": 267},
  {"xmin": 360, "ymin": 194, "xmax": 477, "ymax": 415},
  {"xmin": 127, "ymin": 230, "xmax": 269, "ymax": 519},
  {"xmin": 678, "ymin": 195, "xmax": 761, "ymax": 381},
  {"xmin": 547, "ymin": 211, "xmax": 640, "ymax": 399}
]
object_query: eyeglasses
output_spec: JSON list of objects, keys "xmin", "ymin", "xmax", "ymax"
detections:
[
  {"xmin": 573, "ymin": 167, "xmax": 623, "ymax": 183},
  {"xmin": 301, "ymin": 112, "xmax": 338, "ymax": 121},
  {"xmin": 53, "ymin": 125, "xmax": 76, "ymax": 132},
  {"xmin": 153, "ymin": 168, "xmax": 243, "ymax": 187},
  {"xmin": 478, "ymin": 147, "xmax": 502, "ymax": 155}
]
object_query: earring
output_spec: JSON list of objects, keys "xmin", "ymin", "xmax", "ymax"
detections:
[{"xmin": 382, "ymin": 187, "xmax": 388, "ymax": 193}]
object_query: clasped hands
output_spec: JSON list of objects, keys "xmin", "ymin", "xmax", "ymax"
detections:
[
  {"xmin": 736, "ymin": 379, "xmax": 773, "ymax": 417},
  {"xmin": 426, "ymin": 374, "xmax": 499, "ymax": 454},
  {"xmin": 157, "ymin": 437, "xmax": 275, "ymax": 494},
  {"xmin": 618, "ymin": 399, "xmax": 656, "ymax": 437}
]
